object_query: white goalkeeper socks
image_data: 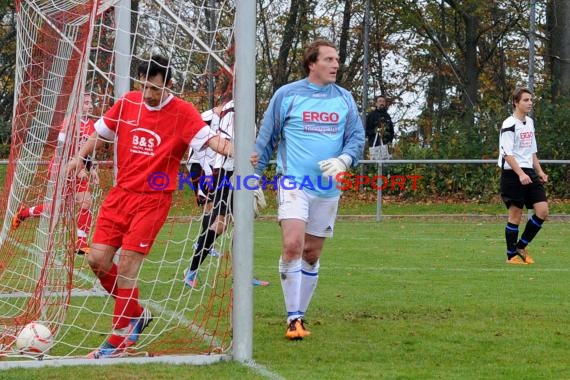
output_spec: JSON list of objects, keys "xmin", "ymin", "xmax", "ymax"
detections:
[
  {"xmin": 279, "ymin": 257, "xmax": 302, "ymax": 322},
  {"xmin": 299, "ymin": 259, "xmax": 320, "ymax": 316}
]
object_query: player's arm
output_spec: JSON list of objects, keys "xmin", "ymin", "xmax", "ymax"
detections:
[
  {"xmin": 340, "ymin": 94, "xmax": 365, "ymax": 167},
  {"xmin": 253, "ymin": 92, "xmax": 283, "ymax": 176},
  {"xmin": 532, "ymin": 154, "xmax": 548, "ymax": 183},
  {"xmin": 503, "ymin": 155, "xmax": 531, "ymax": 185},
  {"xmin": 68, "ymin": 95, "xmax": 122, "ymax": 177},
  {"xmin": 320, "ymin": 93, "xmax": 365, "ymax": 178},
  {"xmin": 249, "ymin": 94, "xmax": 280, "ymax": 216},
  {"xmin": 67, "ymin": 132, "xmax": 107, "ymax": 177},
  {"xmin": 207, "ymin": 135, "xmax": 233, "ymax": 157}
]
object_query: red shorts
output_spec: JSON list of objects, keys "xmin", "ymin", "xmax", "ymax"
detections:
[{"xmin": 92, "ymin": 187, "xmax": 173, "ymax": 255}]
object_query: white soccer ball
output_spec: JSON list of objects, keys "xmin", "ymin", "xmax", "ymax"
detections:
[{"xmin": 15, "ymin": 322, "xmax": 53, "ymax": 355}]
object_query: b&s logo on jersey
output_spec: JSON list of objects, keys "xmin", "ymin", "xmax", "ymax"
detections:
[{"xmin": 130, "ymin": 128, "xmax": 161, "ymax": 156}]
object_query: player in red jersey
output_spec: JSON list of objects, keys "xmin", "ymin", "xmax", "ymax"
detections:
[
  {"xmin": 12, "ymin": 93, "xmax": 98, "ymax": 255},
  {"xmin": 66, "ymin": 55, "xmax": 232, "ymax": 359}
]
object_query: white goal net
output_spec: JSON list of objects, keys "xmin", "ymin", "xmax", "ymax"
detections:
[{"xmin": 0, "ymin": 0, "xmax": 237, "ymax": 362}]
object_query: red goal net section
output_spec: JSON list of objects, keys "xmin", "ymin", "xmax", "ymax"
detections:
[{"xmin": 0, "ymin": 0, "xmax": 236, "ymax": 364}]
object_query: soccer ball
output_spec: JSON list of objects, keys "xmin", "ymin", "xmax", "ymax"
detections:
[{"xmin": 15, "ymin": 322, "xmax": 53, "ymax": 355}]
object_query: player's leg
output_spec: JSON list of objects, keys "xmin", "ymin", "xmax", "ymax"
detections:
[
  {"xmin": 184, "ymin": 212, "xmax": 229, "ymax": 287},
  {"xmin": 189, "ymin": 162, "xmax": 207, "ymax": 206},
  {"xmin": 277, "ymin": 178, "xmax": 310, "ymax": 339},
  {"xmin": 87, "ymin": 189, "xmax": 169, "ymax": 358},
  {"xmin": 111, "ymin": 249, "xmax": 148, "ymax": 348},
  {"xmin": 12, "ymin": 159, "xmax": 55, "ymax": 229},
  {"xmin": 11, "ymin": 203, "xmax": 45, "ymax": 229},
  {"xmin": 184, "ymin": 170, "xmax": 232, "ymax": 287},
  {"xmin": 515, "ymin": 180, "xmax": 548, "ymax": 257},
  {"xmin": 113, "ymin": 191, "xmax": 170, "ymax": 348},
  {"xmin": 85, "ymin": 242, "xmax": 123, "ymax": 358},
  {"xmin": 87, "ymin": 246, "xmax": 149, "ymax": 358},
  {"xmin": 75, "ymin": 184, "xmax": 93, "ymax": 255},
  {"xmin": 296, "ymin": 193, "xmax": 339, "ymax": 337},
  {"xmin": 85, "ymin": 187, "xmax": 125, "ymax": 298},
  {"xmin": 500, "ymin": 171, "xmax": 527, "ymax": 264},
  {"xmin": 505, "ymin": 205, "xmax": 525, "ymax": 264},
  {"xmin": 195, "ymin": 170, "xmax": 231, "ymax": 256},
  {"xmin": 295, "ymin": 235, "xmax": 323, "ymax": 339},
  {"xmin": 280, "ymin": 219, "xmax": 306, "ymax": 339}
]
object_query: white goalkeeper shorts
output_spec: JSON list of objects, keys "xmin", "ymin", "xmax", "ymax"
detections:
[{"xmin": 277, "ymin": 177, "xmax": 340, "ymax": 238}]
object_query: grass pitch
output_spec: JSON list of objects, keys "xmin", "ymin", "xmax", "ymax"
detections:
[{"xmin": 2, "ymin": 215, "xmax": 568, "ymax": 379}]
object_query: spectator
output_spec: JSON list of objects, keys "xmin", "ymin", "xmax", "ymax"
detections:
[{"xmin": 365, "ymin": 95, "xmax": 394, "ymax": 160}]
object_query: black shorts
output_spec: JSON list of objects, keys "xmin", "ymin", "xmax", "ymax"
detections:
[
  {"xmin": 206, "ymin": 169, "xmax": 233, "ymax": 216},
  {"xmin": 500, "ymin": 168, "xmax": 547, "ymax": 209},
  {"xmin": 188, "ymin": 162, "xmax": 209, "ymax": 206}
]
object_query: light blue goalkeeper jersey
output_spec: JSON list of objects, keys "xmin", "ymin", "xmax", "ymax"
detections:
[{"xmin": 255, "ymin": 78, "xmax": 364, "ymax": 197}]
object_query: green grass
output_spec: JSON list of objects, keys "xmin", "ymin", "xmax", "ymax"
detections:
[
  {"xmin": 1, "ymin": 215, "xmax": 568, "ymax": 379},
  {"xmin": 253, "ymin": 187, "xmax": 570, "ymax": 216}
]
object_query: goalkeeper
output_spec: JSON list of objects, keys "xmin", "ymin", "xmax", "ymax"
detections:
[{"xmin": 250, "ymin": 39, "xmax": 364, "ymax": 340}]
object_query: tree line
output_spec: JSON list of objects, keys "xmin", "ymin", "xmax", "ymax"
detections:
[{"xmin": 1, "ymin": 1, "xmax": 568, "ymax": 198}]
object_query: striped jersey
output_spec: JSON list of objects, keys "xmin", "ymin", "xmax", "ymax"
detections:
[
  {"xmin": 498, "ymin": 115, "xmax": 537, "ymax": 170},
  {"xmin": 187, "ymin": 100, "xmax": 234, "ymax": 173}
]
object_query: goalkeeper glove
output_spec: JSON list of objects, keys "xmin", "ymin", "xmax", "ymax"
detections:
[
  {"xmin": 318, "ymin": 154, "xmax": 352, "ymax": 178},
  {"xmin": 252, "ymin": 174, "xmax": 267, "ymax": 218}
]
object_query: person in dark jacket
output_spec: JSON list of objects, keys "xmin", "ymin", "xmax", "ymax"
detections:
[{"xmin": 366, "ymin": 95, "xmax": 394, "ymax": 147}]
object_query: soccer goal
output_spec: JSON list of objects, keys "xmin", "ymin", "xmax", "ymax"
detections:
[{"xmin": 0, "ymin": 0, "xmax": 255, "ymax": 367}]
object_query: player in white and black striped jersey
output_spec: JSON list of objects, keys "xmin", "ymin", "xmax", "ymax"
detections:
[
  {"xmin": 498, "ymin": 87, "xmax": 549, "ymax": 265},
  {"xmin": 183, "ymin": 99, "xmax": 233, "ymax": 287}
]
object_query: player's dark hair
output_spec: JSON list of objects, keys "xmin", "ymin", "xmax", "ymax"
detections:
[
  {"xmin": 511, "ymin": 87, "xmax": 533, "ymax": 109},
  {"xmin": 302, "ymin": 39, "xmax": 337, "ymax": 75},
  {"xmin": 137, "ymin": 54, "xmax": 172, "ymax": 84}
]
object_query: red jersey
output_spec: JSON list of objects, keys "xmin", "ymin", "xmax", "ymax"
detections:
[
  {"xmin": 95, "ymin": 91, "xmax": 210, "ymax": 192},
  {"xmin": 58, "ymin": 118, "xmax": 96, "ymax": 153}
]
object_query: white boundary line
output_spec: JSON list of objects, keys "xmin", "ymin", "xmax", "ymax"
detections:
[
  {"xmin": 0, "ymin": 289, "xmax": 105, "ymax": 299},
  {"xmin": 0, "ymin": 353, "xmax": 231, "ymax": 370},
  {"xmin": 242, "ymin": 359, "xmax": 287, "ymax": 380}
]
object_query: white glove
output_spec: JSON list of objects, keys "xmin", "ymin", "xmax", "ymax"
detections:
[
  {"xmin": 318, "ymin": 154, "xmax": 352, "ymax": 178},
  {"xmin": 252, "ymin": 174, "xmax": 267, "ymax": 218}
]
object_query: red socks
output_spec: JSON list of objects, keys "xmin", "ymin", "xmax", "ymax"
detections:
[
  {"xmin": 76, "ymin": 207, "xmax": 92, "ymax": 237},
  {"xmin": 112, "ymin": 288, "xmax": 143, "ymax": 331},
  {"xmin": 98, "ymin": 264, "xmax": 118, "ymax": 297}
]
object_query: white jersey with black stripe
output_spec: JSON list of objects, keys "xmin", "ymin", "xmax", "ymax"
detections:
[
  {"xmin": 211, "ymin": 100, "xmax": 234, "ymax": 171},
  {"xmin": 498, "ymin": 115, "xmax": 537, "ymax": 170}
]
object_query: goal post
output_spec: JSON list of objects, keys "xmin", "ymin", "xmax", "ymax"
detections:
[
  {"xmin": 232, "ymin": 0, "xmax": 257, "ymax": 363},
  {"xmin": 0, "ymin": 0, "xmax": 256, "ymax": 366}
]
